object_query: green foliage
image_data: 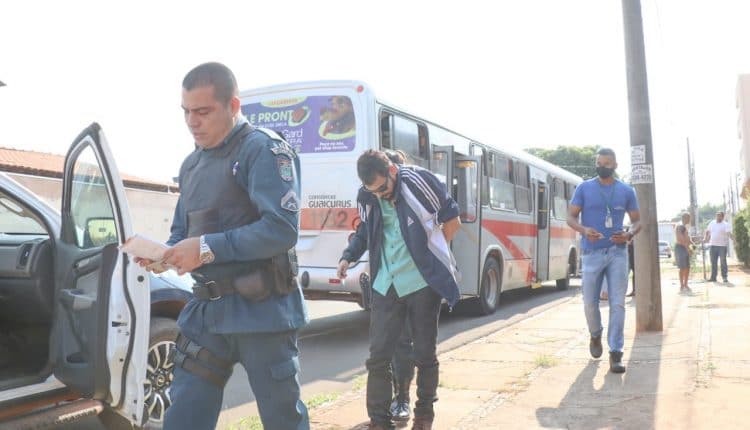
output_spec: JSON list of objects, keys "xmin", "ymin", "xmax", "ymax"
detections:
[
  {"xmin": 525, "ymin": 145, "xmax": 601, "ymax": 179},
  {"xmin": 672, "ymin": 203, "xmax": 724, "ymax": 230},
  {"xmin": 734, "ymin": 208, "xmax": 750, "ymax": 267}
]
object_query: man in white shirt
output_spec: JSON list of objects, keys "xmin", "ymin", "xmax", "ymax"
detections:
[{"xmin": 703, "ymin": 211, "xmax": 734, "ymax": 283}]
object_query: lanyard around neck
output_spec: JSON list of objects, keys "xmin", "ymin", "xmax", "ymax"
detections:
[{"xmin": 598, "ymin": 182, "xmax": 616, "ymax": 212}]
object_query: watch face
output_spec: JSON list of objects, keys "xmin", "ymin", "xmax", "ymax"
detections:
[{"xmin": 200, "ymin": 251, "xmax": 214, "ymax": 264}]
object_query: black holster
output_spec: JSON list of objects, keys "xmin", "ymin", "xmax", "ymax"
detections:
[{"xmin": 231, "ymin": 249, "xmax": 298, "ymax": 301}]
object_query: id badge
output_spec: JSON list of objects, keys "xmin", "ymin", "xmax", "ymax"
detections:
[{"xmin": 605, "ymin": 215, "xmax": 613, "ymax": 229}]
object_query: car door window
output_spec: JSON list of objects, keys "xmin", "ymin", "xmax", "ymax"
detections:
[
  {"xmin": 0, "ymin": 192, "xmax": 47, "ymax": 235},
  {"xmin": 71, "ymin": 145, "xmax": 118, "ymax": 249}
]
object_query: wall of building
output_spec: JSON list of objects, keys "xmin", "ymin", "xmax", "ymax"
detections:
[
  {"xmin": 8, "ymin": 173, "xmax": 178, "ymax": 242},
  {"xmin": 737, "ymin": 74, "xmax": 750, "ymax": 200}
]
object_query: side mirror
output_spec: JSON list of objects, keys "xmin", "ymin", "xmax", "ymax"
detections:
[{"xmin": 85, "ymin": 217, "xmax": 118, "ymax": 248}]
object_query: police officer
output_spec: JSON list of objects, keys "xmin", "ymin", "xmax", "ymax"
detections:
[{"xmin": 139, "ymin": 62, "xmax": 309, "ymax": 430}]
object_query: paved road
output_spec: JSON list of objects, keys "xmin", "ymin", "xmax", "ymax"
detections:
[{"xmin": 66, "ymin": 280, "xmax": 580, "ymax": 429}]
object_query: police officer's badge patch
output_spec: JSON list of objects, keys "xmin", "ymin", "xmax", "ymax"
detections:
[
  {"xmin": 277, "ymin": 157, "xmax": 294, "ymax": 182},
  {"xmin": 281, "ymin": 189, "xmax": 299, "ymax": 212}
]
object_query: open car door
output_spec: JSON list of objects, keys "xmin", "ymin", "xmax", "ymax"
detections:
[{"xmin": 50, "ymin": 123, "xmax": 149, "ymax": 425}]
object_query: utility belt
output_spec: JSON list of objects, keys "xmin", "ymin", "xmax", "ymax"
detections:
[{"xmin": 192, "ymin": 249, "xmax": 299, "ymax": 302}]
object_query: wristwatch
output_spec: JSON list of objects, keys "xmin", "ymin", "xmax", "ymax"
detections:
[{"xmin": 199, "ymin": 235, "xmax": 215, "ymax": 265}]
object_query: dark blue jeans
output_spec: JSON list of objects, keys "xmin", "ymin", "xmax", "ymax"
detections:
[
  {"xmin": 709, "ymin": 245, "xmax": 728, "ymax": 281},
  {"xmin": 392, "ymin": 323, "xmax": 414, "ymax": 402},
  {"xmin": 367, "ymin": 286, "xmax": 442, "ymax": 425}
]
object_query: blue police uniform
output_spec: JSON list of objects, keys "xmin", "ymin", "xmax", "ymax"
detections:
[{"xmin": 163, "ymin": 118, "xmax": 309, "ymax": 430}]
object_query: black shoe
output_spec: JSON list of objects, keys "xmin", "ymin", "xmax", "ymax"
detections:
[
  {"xmin": 589, "ymin": 335, "xmax": 603, "ymax": 359},
  {"xmin": 609, "ymin": 351, "xmax": 626, "ymax": 373},
  {"xmin": 709, "ymin": 278, "xmax": 717, "ymax": 282},
  {"xmin": 391, "ymin": 401, "xmax": 410, "ymax": 422},
  {"xmin": 723, "ymin": 279, "xmax": 729, "ymax": 283}
]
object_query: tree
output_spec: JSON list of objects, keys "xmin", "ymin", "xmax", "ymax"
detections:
[
  {"xmin": 525, "ymin": 145, "xmax": 601, "ymax": 179},
  {"xmin": 733, "ymin": 208, "xmax": 750, "ymax": 267},
  {"xmin": 671, "ymin": 203, "xmax": 724, "ymax": 231}
]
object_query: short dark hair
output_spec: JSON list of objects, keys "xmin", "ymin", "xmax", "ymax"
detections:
[
  {"xmin": 596, "ymin": 147, "xmax": 617, "ymax": 161},
  {"xmin": 357, "ymin": 150, "xmax": 391, "ymax": 185},
  {"xmin": 182, "ymin": 62, "xmax": 238, "ymax": 105}
]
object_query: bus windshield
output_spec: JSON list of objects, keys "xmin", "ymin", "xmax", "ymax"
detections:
[{"xmin": 241, "ymin": 95, "xmax": 357, "ymax": 154}]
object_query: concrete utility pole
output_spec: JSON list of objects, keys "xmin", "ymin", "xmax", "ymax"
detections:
[
  {"xmin": 621, "ymin": 0, "xmax": 663, "ymax": 332},
  {"xmin": 687, "ymin": 140, "xmax": 699, "ymax": 236}
]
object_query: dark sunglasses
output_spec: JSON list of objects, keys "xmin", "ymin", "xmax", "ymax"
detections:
[{"xmin": 365, "ymin": 175, "xmax": 390, "ymax": 194}]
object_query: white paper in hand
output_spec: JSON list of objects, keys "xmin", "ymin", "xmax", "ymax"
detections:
[{"xmin": 120, "ymin": 234, "xmax": 170, "ymax": 261}]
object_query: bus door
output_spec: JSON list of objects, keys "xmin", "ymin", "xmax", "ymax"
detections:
[
  {"xmin": 535, "ymin": 178, "xmax": 551, "ymax": 281},
  {"xmin": 430, "ymin": 145, "xmax": 453, "ymax": 188},
  {"xmin": 452, "ymin": 155, "xmax": 482, "ymax": 295}
]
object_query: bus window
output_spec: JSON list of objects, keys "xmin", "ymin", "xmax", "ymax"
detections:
[
  {"xmin": 391, "ymin": 115, "xmax": 428, "ymax": 168},
  {"xmin": 552, "ymin": 178, "xmax": 568, "ymax": 219},
  {"xmin": 455, "ymin": 160, "xmax": 478, "ymax": 223},
  {"xmin": 380, "ymin": 112, "xmax": 392, "ymax": 149},
  {"xmin": 488, "ymin": 152, "xmax": 515, "ymax": 210},
  {"xmin": 431, "ymin": 149, "xmax": 449, "ymax": 186},
  {"xmin": 567, "ymin": 183, "xmax": 577, "ymax": 201},
  {"xmin": 514, "ymin": 161, "xmax": 531, "ymax": 213}
]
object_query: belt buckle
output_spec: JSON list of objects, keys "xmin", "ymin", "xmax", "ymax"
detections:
[{"xmin": 205, "ymin": 280, "xmax": 222, "ymax": 301}]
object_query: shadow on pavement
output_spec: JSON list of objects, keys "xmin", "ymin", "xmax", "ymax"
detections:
[{"xmin": 534, "ymin": 288, "xmax": 686, "ymax": 429}]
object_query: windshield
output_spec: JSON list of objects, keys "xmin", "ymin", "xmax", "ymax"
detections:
[{"xmin": 242, "ymin": 95, "xmax": 357, "ymax": 154}]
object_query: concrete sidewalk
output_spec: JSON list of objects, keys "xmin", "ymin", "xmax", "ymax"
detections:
[{"xmin": 309, "ymin": 264, "xmax": 750, "ymax": 429}]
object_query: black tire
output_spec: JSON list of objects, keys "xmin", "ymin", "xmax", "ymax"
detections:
[
  {"xmin": 471, "ymin": 258, "xmax": 501, "ymax": 316},
  {"xmin": 142, "ymin": 317, "xmax": 179, "ymax": 429},
  {"xmin": 557, "ymin": 253, "xmax": 574, "ymax": 290}
]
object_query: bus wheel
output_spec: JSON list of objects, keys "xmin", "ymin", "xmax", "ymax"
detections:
[
  {"xmin": 556, "ymin": 255, "xmax": 573, "ymax": 290},
  {"xmin": 473, "ymin": 258, "xmax": 501, "ymax": 315}
]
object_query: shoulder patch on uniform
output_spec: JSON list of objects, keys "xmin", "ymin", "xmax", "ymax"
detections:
[
  {"xmin": 277, "ymin": 156, "xmax": 294, "ymax": 182},
  {"xmin": 281, "ymin": 189, "xmax": 300, "ymax": 212}
]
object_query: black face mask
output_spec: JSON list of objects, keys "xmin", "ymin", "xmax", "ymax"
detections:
[{"xmin": 596, "ymin": 166, "xmax": 615, "ymax": 179}]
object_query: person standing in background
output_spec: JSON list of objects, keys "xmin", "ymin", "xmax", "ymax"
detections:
[{"xmin": 704, "ymin": 211, "xmax": 733, "ymax": 283}]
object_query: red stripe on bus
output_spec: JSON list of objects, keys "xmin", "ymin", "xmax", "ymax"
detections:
[
  {"xmin": 300, "ymin": 208, "xmax": 360, "ymax": 231},
  {"xmin": 481, "ymin": 220, "xmax": 576, "ymax": 257},
  {"xmin": 481, "ymin": 220, "xmax": 536, "ymax": 260}
]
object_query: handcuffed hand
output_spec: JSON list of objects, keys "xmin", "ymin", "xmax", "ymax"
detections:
[{"xmin": 336, "ymin": 259, "xmax": 350, "ymax": 279}]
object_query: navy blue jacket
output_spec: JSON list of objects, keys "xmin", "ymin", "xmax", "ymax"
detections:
[
  {"xmin": 341, "ymin": 166, "xmax": 461, "ymax": 306},
  {"xmin": 169, "ymin": 119, "xmax": 308, "ymax": 334}
]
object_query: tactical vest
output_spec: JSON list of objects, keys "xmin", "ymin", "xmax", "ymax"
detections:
[{"xmin": 178, "ymin": 123, "xmax": 263, "ymax": 281}]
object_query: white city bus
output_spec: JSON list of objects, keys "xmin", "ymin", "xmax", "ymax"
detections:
[{"xmin": 240, "ymin": 81, "xmax": 581, "ymax": 315}]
